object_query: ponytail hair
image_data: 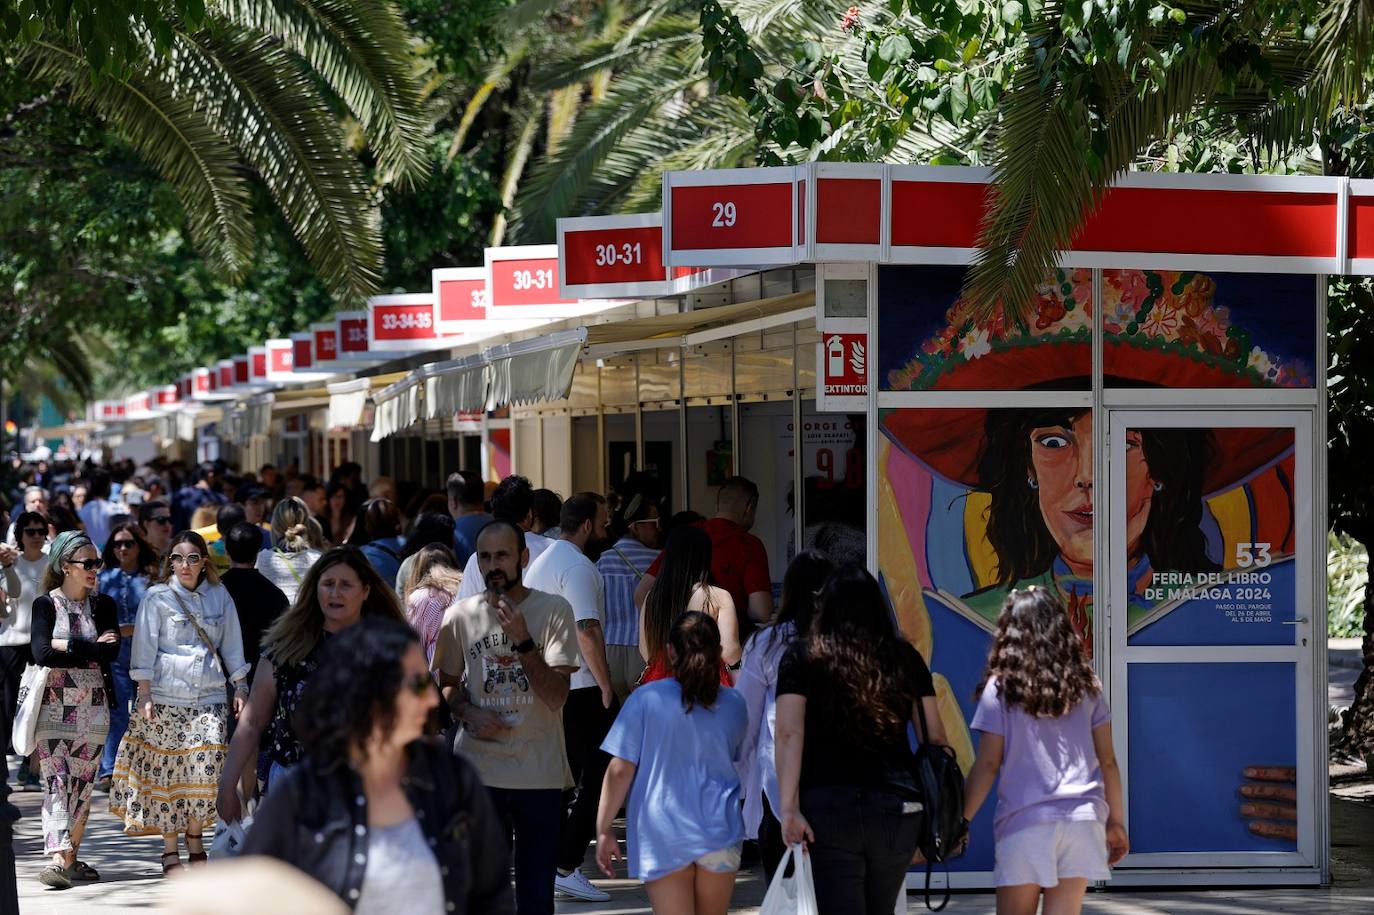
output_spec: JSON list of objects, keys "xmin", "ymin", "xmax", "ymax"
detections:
[
  {"xmin": 669, "ymin": 611, "xmax": 722, "ymax": 712},
  {"xmin": 271, "ymin": 496, "xmax": 325, "ymax": 553}
]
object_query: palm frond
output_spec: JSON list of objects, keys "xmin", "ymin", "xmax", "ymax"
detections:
[
  {"xmin": 20, "ymin": 40, "xmax": 256, "ymax": 275},
  {"xmin": 528, "ymin": 15, "xmax": 698, "ymax": 91},
  {"xmin": 491, "ymin": 102, "xmax": 542, "ymax": 246},
  {"xmin": 163, "ymin": 24, "xmax": 382, "ymax": 304},
  {"xmin": 218, "ymin": 0, "xmax": 431, "ymax": 185}
]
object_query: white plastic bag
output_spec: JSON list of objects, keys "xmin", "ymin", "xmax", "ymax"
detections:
[
  {"xmin": 12, "ymin": 663, "xmax": 49, "ymax": 757},
  {"xmin": 760, "ymin": 844, "xmax": 819, "ymax": 915},
  {"xmin": 210, "ymin": 815, "xmax": 253, "ymax": 858}
]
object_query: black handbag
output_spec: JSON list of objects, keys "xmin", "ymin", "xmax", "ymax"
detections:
[{"xmin": 911, "ymin": 696, "xmax": 968, "ymax": 911}]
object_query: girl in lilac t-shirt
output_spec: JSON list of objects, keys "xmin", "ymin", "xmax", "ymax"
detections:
[{"xmin": 962, "ymin": 587, "xmax": 1130, "ymax": 914}]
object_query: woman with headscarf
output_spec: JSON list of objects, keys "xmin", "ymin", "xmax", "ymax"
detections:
[{"xmin": 29, "ymin": 530, "xmax": 120, "ymax": 890}]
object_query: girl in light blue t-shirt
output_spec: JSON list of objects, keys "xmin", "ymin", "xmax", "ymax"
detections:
[{"xmin": 595, "ymin": 611, "xmax": 746, "ymax": 914}]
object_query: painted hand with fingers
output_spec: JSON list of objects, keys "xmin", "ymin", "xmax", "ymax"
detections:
[{"xmin": 1239, "ymin": 765, "xmax": 1297, "ymax": 841}]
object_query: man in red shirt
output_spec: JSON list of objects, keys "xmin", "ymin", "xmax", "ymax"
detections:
[{"xmin": 634, "ymin": 476, "xmax": 774, "ymax": 643}]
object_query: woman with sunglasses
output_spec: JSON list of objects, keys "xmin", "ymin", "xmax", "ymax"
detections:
[
  {"xmin": 111, "ymin": 530, "xmax": 250, "ymax": 876},
  {"xmin": 29, "ymin": 530, "xmax": 120, "ymax": 890},
  {"xmin": 93, "ymin": 523, "xmax": 158, "ymax": 793},
  {"xmin": 242, "ymin": 617, "xmax": 513, "ymax": 914},
  {"xmin": 2, "ymin": 511, "xmax": 49, "ymax": 790},
  {"xmin": 217, "ymin": 547, "xmax": 406, "ymax": 825}
]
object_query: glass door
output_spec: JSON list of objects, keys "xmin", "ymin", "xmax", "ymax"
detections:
[{"xmin": 1107, "ymin": 409, "xmax": 1316, "ymax": 871}]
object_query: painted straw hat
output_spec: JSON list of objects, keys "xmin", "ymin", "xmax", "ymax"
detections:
[{"xmin": 882, "ymin": 268, "xmax": 1305, "ymax": 496}]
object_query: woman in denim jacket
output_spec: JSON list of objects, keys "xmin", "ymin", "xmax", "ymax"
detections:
[{"xmin": 111, "ymin": 530, "xmax": 249, "ymax": 876}]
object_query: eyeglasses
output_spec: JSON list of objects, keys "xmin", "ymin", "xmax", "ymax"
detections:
[
  {"xmin": 112, "ymin": 540, "xmax": 138, "ymax": 550},
  {"xmin": 149, "ymin": 515, "xmax": 172, "ymax": 525},
  {"xmin": 21, "ymin": 528, "xmax": 46, "ymax": 538},
  {"xmin": 403, "ymin": 673, "xmax": 433, "ymax": 696},
  {"xmin": 170, "ymin": 553, "xmax": 203, "ymax": 566},
  {"xmin": 67, "ymin": 559, "xmax": 104, "ymax": 572},
  {"xmin": 630, "ymin": 518, "xmax": 660, "ymax": 527}
]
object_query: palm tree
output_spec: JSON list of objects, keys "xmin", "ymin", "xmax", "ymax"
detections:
[
  {"xmin": 963, "ymin": 0, "xmax": 1374, "ymax": 320},
  {"xmin": 10, "ymin": 0, "xmax": 429, "ymax": 306}
]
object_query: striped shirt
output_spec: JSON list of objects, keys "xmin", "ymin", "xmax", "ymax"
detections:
[{"xmin": 596, "ymin": 537, "xmax": 659, "ymax": 647}]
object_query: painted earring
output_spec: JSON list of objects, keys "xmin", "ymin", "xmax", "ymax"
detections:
[
  {"xmin": 1028, "ymin": 476, "xmax": 1038, "ymax": 490},
  {"xmin": 1153, "ymin": 481, "xmax": 1163, "ymax": 491}
]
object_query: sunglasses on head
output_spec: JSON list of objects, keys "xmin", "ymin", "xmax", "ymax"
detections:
[
  {"xmin": 67, "ymin": 559, "xmax": 103, "ymax": 572},
  {"xmin": 402, "ymin": 673, "xmax": 434, "ymax": 696},
  {"xmin": 21, "ymin": 528, "xmax": 46, "ymax": 538}
]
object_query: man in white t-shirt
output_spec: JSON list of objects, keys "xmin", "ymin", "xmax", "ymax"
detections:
[
  {"xmin": 524, "ymin": 493, "xmax": 613, "ymax": 903},
  {"xmin": 456, "ymin": 475, "xmax": 552, "ymax": 600},
  {"xmin": 432, "ymin": 520, "xmax": 578, "ymax": 915}
]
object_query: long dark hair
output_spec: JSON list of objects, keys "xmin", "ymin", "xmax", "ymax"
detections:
[
  {"xmin": 101, "ymin": 521, "xmax": 158, "ymax": 574},
  {"xmin": 262, "ymin": 546, "xmax": 406, "ymax": 668},
  {"xmin": 670, "ymin": 611, "xmax": 723, "ymax": 711},
  {"xmin": 398, "ymin": 512, "xmax": 456, "ymax": 561},
  {"xmin": 643, "ymin": 525, "xmax": 712, "ymax": 663},
  {"xmin": 757, "ymin": 549, "xmax": 832, "ymax": 654},
  {"xmin": 805, "ymin": 563, "xmax": 924, "ymax": 747},
  {"xmin": 294, "ymin": 617, "xmax": 418, "ymax": 762},
  {"xmin": 977, "ymin": 586, "xmax": 1099, "ymax": 717},
  {"xmin": 980, "ymin": 406, "xmax": 1217, "ymax": 585}
]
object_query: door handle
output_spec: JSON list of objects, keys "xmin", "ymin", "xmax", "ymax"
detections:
[{"xmin": 1281, "ymin": 618, "xmax": 1309, "ymax": 625}]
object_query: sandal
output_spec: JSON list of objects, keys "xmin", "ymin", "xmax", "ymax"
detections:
[
  {"xmin": 65, "ymin": 860, "xmax": 100, "ymax": 881},
  {"xmin": 161, "ymin": 851, "xmax": 183, "ymax": 876},
  {"xmin": 39, "ymin": 863, "xmax": 72, "ymax": 890},
  {"xmin": 186, "ymin": 834, "xmax": 208, "ymax": 865}
]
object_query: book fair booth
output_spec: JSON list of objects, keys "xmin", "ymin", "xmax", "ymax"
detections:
[{"xmin": 82, "ymin": 163, "xmax": 1364, "ymax": 889}]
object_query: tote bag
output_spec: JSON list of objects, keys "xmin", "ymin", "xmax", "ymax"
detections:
[
  {"xmin": 12, "ymin": 663, "xmax": 49, "ymax": 756},
  {"xmin": 759, "ymin": 844, "xmax": 819, "ymax": 915}
]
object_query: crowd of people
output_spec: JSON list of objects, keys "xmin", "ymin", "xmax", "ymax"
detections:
[{"xmin": 0, "ymin": 454, "xmax": 1127, "ymax": 915}]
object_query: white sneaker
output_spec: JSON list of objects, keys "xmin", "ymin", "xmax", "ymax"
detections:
[{"xmin": 554, "ymin": 868, "xmax": 611, "ymax": 902}]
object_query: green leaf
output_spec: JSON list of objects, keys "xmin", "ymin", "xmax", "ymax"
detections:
[{"xmin": 879, "ymin": 33, "xmax": 913, "ymax": 64}]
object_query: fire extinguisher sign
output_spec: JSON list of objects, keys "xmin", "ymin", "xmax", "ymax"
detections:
[{"xmin": 818, "ymin": 332, "xmax": 867, "ymax": 411}]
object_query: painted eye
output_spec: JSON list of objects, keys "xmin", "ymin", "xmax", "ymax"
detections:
[{"xmin": 1035, "ymin": 433, "xmax": 1070, "ymax": 449}]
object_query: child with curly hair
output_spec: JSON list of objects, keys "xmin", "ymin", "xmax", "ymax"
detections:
[{"xmin": 963, "ymin": 587, "xmax": 1129, "ymax": 915}]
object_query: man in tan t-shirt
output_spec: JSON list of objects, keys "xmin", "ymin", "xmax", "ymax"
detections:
[{"xmin": 432, "ymin": 519, "xmax": 579, "ymax": 915}]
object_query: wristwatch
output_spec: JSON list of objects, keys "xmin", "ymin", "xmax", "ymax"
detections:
[{"xmin": 511, "ymin": 637, "xmax": 536, "ymax": 655}]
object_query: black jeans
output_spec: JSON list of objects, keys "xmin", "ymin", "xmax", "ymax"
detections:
[
  {"xmin": 801, "ymin": 785, "xmax": 923, "ymax": 915},
  {"xmin": 557, "ymin": 686, "xmax": 619, "ymax": 872},
  {"xmin": 0, "ymin": 644, "xmax": 33, "ymax": 757},
  {"xmin": 487, "ymin": 786, "xmax": 562, "ymax": 915},
  {"xmin": 760, "ymin": 794, "xmax": 786, "ymax": 886}
]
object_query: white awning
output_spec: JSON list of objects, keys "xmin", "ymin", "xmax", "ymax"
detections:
[
  {"xmin": 371, "ymin": 376, "xmax": 422, "ymax": 442},
  {"xmin": 486, "ymin": 329, "xmax": 587, "ymax": 407},
  {"xmin": 423, "ymin": 355, "xmax": 490, "ymax": 419},
  {"xmin": 327, "ymin": 378, "xmax": 371, "ymax": 430},
  {"xmin": 244, "ymin": 393, "xmax": 275, "ymax": 441},
  {"xmin": 581, "ymin": 290, "xmax": 814, "ymax": 357}
]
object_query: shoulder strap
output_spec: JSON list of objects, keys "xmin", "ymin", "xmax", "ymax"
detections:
[
  {"xmin": 611, "ymin": 545, "xmax": 644, "ymax": 580},
  {"xmin": 274, "ymin": 549, "xmax": 304, "ymax": 583},
  {"xmin": 168, "ymin": 589, "xmax": 230, "ymax": 682}
]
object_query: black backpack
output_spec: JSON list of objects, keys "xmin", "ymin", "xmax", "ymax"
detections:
[{"xmin": 912, "ymin": 697, "xmax": 968, "ymax": 911}]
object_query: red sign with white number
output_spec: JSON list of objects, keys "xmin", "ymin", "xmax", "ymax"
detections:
[
  {"xmin": 372, "ymin": 302, "xmax": 437, "ymax": 341},
  {"xmin": 339, "ymin": 318, "xmax": 368, "ymax": 353},
  {"xmin": 436, "ymin": 277, "xmax": 486, "ymax": 325},
  {"xmin": 315, "ymin": 327, "xmax": 338, "ymax": 361},
  {"xmin": 822, "ymin": 333, "xmax": 867, "ymax": 396},
  {"xmin": 269, "ymin": 344, "xmax": 292, "ymax": 374},
  {"xmin": 563, "ymin": 225, "xmax": 666, "ymax": 286},
  {"xmin": 670, "ymin": 181, "xmax": 793, "ymax": 251},
  {"xmin": 489, "ymin": 257, "xmax": 575, "ymax": 308}
]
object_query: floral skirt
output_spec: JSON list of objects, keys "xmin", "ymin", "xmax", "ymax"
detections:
[{"xmin": 110, "ymin": 702, "xmax": 227, "ymax": 836}]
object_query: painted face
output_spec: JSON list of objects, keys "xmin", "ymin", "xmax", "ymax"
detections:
[
  {"xmin": 1028, "ymin": 413, "xmax": 1155, "ymax": 575},
  {"xmin": 476, "ymin": 526, "xmax": 524, "ymax": 594},
  {"xmin": 388, "ymin": 644, "xmax": 439, "ymax": 748},
  {"xmin": 317, "ymin": 562, "xmax": 369, "ymax": 630},
  {"xmin": 169, "ymin": 541, "xmax": 204, "ymax": 589},
  {"xmin": 65, "ymin": 544, "xmax": 101, "ymax": 591}
]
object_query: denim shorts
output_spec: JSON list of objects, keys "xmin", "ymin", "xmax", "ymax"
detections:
[{"xmin": 695, "ymin": 843, "xmax": 743, "ymax": 873}]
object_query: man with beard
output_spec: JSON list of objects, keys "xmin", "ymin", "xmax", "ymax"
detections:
[{"xmin": 432, "ymin": 520, "xmax": 580, "ymax": 915}]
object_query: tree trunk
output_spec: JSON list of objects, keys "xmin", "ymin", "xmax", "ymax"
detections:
[{"xmin": 1340, "ymin": 548, "xmax": 1374, "ymax": 760}]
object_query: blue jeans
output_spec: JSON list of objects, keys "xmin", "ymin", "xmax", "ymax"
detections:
[
  {"xmin": 487, "ymin": 786, "xmax": 562, "ymax": 915},
  {"xmin": 99, "ymin": 637, "xmax": 135, "ymax": 780}
]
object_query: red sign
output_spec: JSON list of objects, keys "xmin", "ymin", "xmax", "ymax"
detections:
[
  {"xmin": 156, "ymin": 386, "xmax": 179, "ymax": 407},
  {"xmin": 822, "ymin": 333, "xmax": 867, "ymax": 397},
  {"xmin": 562, "ymin": 225, "xmax": 666, "ymax": 287},
  {"xmin": 315, "ymin": 327, "xmax": 338, "ymax": 361},
  {"xmin": 489, "ymin": 257, "xmax": 575, "ymax": 308},
  {"xmin": 219, "ymin": 363, "xmax": 233, "ymax": 389},
  {"xmin": 817, "ymin": 177, "xmax": 881, "ymax": 245},
  {"xmin": 195, "ymin": 370, "xmax": 210, "ymax": 394},
  {"xmin": 437, "ymin": 276, "xmax": 486, "ymax": 324},
  {"xmin": 233, "ymin": 357, "xmax": 250, "ymax": 385},
  {"xmin": 251, "ymin": 351, "xmax": 268, "ymax": 380},
  {"xmin": 269, "ymin": 344, "xmax": 292, "ymax": 374},
  {"xmin": 292, "ymin": 337, "xmax": 312, "ymax": 369},
  {"xmin": 339, "ymin": 318, "xmax": 368, "ymax": 353},
  {"xmin": 372, "ymin": 301, "xmax": 437, "ymax": 341},
  {"xmin": 670, "ymin": 181, "xmax": 793, "ymax": 251}
]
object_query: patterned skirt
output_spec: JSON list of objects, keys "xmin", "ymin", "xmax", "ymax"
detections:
[{"xmin": 110, "ymin": 702, "xmax": 228, "ymax": 836}]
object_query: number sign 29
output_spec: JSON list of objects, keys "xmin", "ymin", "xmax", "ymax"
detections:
[{"xmin": 711, "ymin": 201, "xmax": 737, "ymax": 227}]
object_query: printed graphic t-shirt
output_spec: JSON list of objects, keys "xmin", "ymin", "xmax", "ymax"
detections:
[{"xmin": 431, "ymin": 588, "xmax": 579, "ymax": 790}]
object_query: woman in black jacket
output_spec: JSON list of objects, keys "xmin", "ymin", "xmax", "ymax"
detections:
[
  {"xmin": 241, "ymin": 617, "xmax": 512, "ymax": 915},
  {"xmin": 29, "ymin": 530, "xmax": 120, "ymax": 890}
]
